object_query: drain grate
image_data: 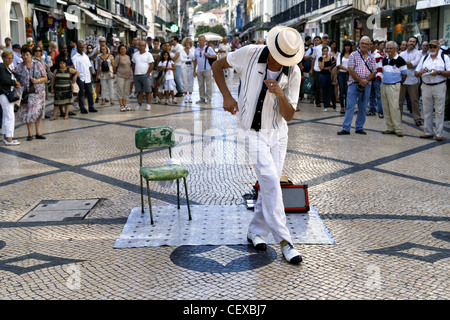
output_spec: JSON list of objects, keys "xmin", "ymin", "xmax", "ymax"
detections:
[{"xmin": 19, "ymin": 199, "xmax": 100, "ymax": 222}]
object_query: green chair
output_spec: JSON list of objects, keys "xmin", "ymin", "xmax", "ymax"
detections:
[{"xmin": 135, "ymin": 126, "xmax": 191, "ymax": 224}]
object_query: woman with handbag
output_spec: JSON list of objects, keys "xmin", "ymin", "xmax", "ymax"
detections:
[
  {"xmin": 180, "ymin": 37, "xmax": 195, "ymax": 103},
  {"xmin": 96, "ymin": 45, "xmax": 115, "ymax": 106},
  {"xmin": 112, "ymin": 44, "xmax": 132, "ymax": 111},
  {"xmin": 16, "ymin": 46, "xmax": 48, "ymax": 141},
  {"xmin": 50, "ymin": 57, "xmax": 80, "ymax": 119},
  {"xmin": 32, "ymin": 45, "xmax": 52, "ymax": 118},
  {"xmin": 318, "ymin": 46, "xmax": 337, "ymax": 112},
  {"xmin": 0, "ymin": 50, "xmax": 21, "ymax": 145}
]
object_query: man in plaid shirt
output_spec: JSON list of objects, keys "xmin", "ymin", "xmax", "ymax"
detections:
[{"xmin": 338, "ymin": 36, "xmax": 376, "ymax": 135}]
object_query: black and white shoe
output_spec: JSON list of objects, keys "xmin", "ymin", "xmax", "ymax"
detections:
[
  {"xmin": 281, "ymin": 242, "xmax": 302, "ymax": 264},
  {"xmin": 247, "ymin": 231, "xmax": 267, "ymax": 251}
]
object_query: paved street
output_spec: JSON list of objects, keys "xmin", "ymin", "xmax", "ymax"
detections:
[{"xmin": 0, "ymin": 71, "xmax": 449, "ymax": 302}]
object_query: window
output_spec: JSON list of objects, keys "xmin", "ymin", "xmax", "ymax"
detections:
[{"xmin": 9, "ymin": 3, "xmax": 19, "ymax": 45}]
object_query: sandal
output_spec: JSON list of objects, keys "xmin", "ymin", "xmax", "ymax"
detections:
[
  {"xmin": 120, "ymin": 106, "xmax": 127, "ymax": 112},
  {"xmin": 125, "ymin": 106, "xmax": 132, "ymax": 111}
]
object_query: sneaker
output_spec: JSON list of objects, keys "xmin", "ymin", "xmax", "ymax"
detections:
[
  {"xmin": 155, "ymin": 97, "xmax": 161, "ymax": 104},
  {"xmin": 135, "ymin": 103, "xmax": 142, "ymax": 110},
  {"xmin": 173, "ymin": 98, "xmax": 177, "ymax": 104},
  {"xmin": 146, "ymin": 104, "xmax": 151, "ymax": 111},
  {"xmin": 337, "ymin": 130, "xmax": 350, "ymax": 135},
  {"xmin": 378, "ymin": 113, "xmax": 384, "ymax": 118},
  {"xmin": 247, "ymin": 231, "xmax": 267, "ymax": 251},
  {"xmin": 281, "ymin": 242, "xmax": 302, "ymax": 264},
  {"xmin": 3, "ymin": 139, "xmax": 20, "ymax": 146},
  {"xmin": 323, "ymin": 108, "xmax": 328, "ymax": 112}
]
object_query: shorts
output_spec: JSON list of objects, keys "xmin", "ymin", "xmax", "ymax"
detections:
[{"xmin": 133, "ymin": 74, "xmax": 152, "ymax": 93}]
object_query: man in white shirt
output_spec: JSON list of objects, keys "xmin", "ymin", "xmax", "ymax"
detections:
[
  {"xmin": 72, "ymin": 40, "xmax": 97, "ymax": 114},
  {"xmin": 212, "ymin": 26, "xmax": 304, "ymax": 264},
  {"xmin": 218, "ymin": 37, "xmax": 232, "ymax": 77},
  {"xmin": 171, "ymin": 36, "xmax": 184, "ymax": 97},
  {"xmin": 310, "ymin": 35, "xmax": 330, "ymax": 108},
  {"xmin": 415, "ymin": 40, "xmax": 450, "ymax": 141},
  {"xmin": 399, "ymin": 36, "xmax": 423, "ymax": 126},
  {"xmin": 193, "ymin": 35, "xmax": 217, "ymax": 103},
  {"xmin": 132, "ymin": 40, "xmax": 154, "ymax": 111},
  {"xmin": 3, "ymin": 37, "xmax": 12, "ymax": 51}
]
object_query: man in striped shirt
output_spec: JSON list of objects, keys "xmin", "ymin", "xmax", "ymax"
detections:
[{"xmin": 380, "ymin": 41, "xmax": 407, "ymax": 137}]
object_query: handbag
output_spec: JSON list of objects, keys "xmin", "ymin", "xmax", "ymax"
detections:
[
  {"xmin": 301, "ymin": 77, "xmax": 315, "ymax": 95},
  {"xmin": 72, "ymin": 81, "xmax": 79, "ymax": 94},
  {"xmin": 5, "ymin": 89, "xmax": 20, "ymax": 102},
  {"xmin": 160, "ymin": 72, "xmax": 166, "ymax": 85}
]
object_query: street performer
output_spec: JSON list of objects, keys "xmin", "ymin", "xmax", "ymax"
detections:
[{"xmin": 212, "ymin": 27, "xmax": 304, "ymax": 264}]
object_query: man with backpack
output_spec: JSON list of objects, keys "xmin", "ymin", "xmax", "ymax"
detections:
[
  {"xmin": 415, "ymin": 40, "xmax": 450, "ymax": 141},
  {"xmin": 193, "ymin": 35, "xmax": 217, "ymax": 104}
]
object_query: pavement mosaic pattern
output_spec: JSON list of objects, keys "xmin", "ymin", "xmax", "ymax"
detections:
[
  {"xmin": 113, "ymin": 205, "xmax": 334, "ymax": 248},
  {"xmin": 0, "ymin": 72, "xmax": 449, "ymax": 300}
]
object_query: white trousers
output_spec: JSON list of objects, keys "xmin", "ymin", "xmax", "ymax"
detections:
[
  {"xmin": 100, "ymin": 78, "xmax": 115, "ymax": 100},
  {"xmin": 0, "ymin": 94, "xmax": 15, "ymax": 138},
  {"xmin": 245, "ymin": 128, "xmax": 292, "ymax": 244},
  {"xmin": 180, "ymin": 67, "xmax": 194, "ymax": 92},
  {"xmin": 421, "ymin": 82, "xmax": 446, "ymax": 137}
]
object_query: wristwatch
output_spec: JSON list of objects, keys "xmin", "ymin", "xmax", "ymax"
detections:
[{"xmin": 438, "ymin": 71, "xmax": 442, "ymax": 76}]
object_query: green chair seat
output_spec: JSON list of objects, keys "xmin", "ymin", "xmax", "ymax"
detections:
[
  {"xmin": 140, "ymin": 164, "xmax": 189, "ymax": 181},
  {"xmin": 135, "ymin": 126, "xmax": 192, "ymax": 225}
]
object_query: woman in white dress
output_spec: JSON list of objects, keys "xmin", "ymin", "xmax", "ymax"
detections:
[{"xmin": 180, "ymin": 38, "xmax": 195, "ymax": 103}]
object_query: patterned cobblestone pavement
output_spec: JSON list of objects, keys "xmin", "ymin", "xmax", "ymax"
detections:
[{"xmin": 0, "ymin": 72, "xmax": 449, "ymax": 301}]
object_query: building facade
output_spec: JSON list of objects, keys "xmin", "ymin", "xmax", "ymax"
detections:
[
  {"xmin": 0, "ymin": 0, "xmax": 189, "ymax": 49},
  {"xmin": 227, "ymin": 0, "xmax": 450, "ymax": 49}
]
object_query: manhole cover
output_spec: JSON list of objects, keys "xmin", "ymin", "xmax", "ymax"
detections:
[{"xmin": 19, "ymin": 199, "xmax": 100, "ymax": 222}]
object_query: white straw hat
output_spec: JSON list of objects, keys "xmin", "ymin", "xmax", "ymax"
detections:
[{"xmin": 266, "ymin": 26, "xmax": 304, "ymax": 66}]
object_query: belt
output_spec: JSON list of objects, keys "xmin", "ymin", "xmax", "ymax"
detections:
[
  {"xmin": 422, "ymin": 80, "xmax": 446, "ymax": 86},
  {"xmin": 383, "ymin": 82, "xmax": 401, "ymax": 85}
]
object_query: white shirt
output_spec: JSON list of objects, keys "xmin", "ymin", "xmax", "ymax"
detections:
[
  {"xmin": 158, "ymin": 60, "xmax": 175, "ymax": 80},
  {"xmin": 72, "ymin": 52, "xmax": 92, "ymax": 83},
  {"xmin": 399, "ymin": 48, "xmax": 422, "ymax": 85},
  {"xmin": 226, "ymin": 45, "xmax": 301, "ymax": 132},
  {"xmin": 180, "ymin": 48, "xmax": 195, "ymax": 68},
  {"xmin": 171, "ymin": 43, "xmax": 183, "ymax": 66},
  {"xmin": 416, "ymin": 52, "xmax": 450, "ymax": 84},
  {"xmin": 313, "ymin": 44, "xmax": 330, "ymax": 72},
  {"xmin": 218, "ymin": 42, "xmax": 232, "ymax": 59},
  {"xmin": 131, "ymin": 51, "xmax": 154, "ymax": 75}
]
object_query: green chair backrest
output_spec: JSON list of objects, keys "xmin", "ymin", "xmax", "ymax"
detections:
[{"xmin": 135, "ymin": 126, "xmax": 175, "ymax": 150}]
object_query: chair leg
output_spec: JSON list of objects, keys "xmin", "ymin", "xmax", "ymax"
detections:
[
  {"xmin": 146, "ymin": 180, "xmax": 154, "ymax": 225},
  {"xmin": 183, "ymin": 177, "xmax": 192, "ymax": 221},
  {"xmin": 176, "ymin": 179, "xmax": 180, "ymax": 209},
  {"xmin": 140, "ymin": 175, "xmax": 144, "ymax": 213}
]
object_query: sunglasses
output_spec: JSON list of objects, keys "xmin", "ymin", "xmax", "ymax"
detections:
[
  {"xmin": 429, "ymin": 45, "xmax": 438, "ymax": 48},
  {"xmin": 35, "ymin": 50, "xmax": 42, "ymax": 52}
]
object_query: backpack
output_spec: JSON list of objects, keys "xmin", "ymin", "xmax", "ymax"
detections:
[
  {"xmin": 302, "ymin": 48, "xmax": 313, "ymax": 72},
  {"xmin": 101, "ymin": 56, "xmax": 110, "ymax": 72}
]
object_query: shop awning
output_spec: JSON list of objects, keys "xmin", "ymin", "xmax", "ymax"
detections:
[
  {"xmin": 416, "ymin": 0, "xmax": 447, "ymax": 9},
  {"xmin": 321, "ymin": 5, "xmax": 352, "ymax": 23},
  {"xmin": 96, "ymin": 8, "xmax": 114, "ymax": 20},
  {"xmin": 308, "ymin": 5, "xmax": 352, "ymax": 24},
  {"xmin": 80, "ymin": 7, "xmax": 103, "ymax": 23},
  {"xmin": 64, "ymin": 12, "xmax": 79, "ymax": 23}
]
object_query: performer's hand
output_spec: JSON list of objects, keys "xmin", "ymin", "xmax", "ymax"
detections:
[
  {"xmin": 223, "ymin": 95, "xmax": 239, "ymax": 114},
  {"xmin": 264, "ymin": 79, "xmax": 283, "ymax": 97}
]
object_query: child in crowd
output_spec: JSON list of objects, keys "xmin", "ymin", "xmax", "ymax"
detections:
[{"xmin": 157, "ymin": 51, "xmax": 176, "ymax": 105}]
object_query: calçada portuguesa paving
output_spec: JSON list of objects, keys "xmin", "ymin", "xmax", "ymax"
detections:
[{"xmin": 0, "ymin": 72, "xmax": 449, "ymax": 301}]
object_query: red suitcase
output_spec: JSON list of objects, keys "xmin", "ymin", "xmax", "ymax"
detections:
[{"xmin": 253, "ymin": 179, "xmax": 310, "ymax": 213}]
